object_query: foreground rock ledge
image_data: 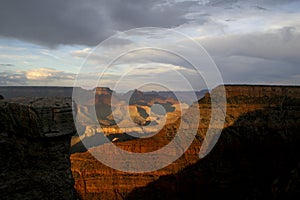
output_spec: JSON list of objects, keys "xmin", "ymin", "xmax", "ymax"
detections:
[{"xmin": 0, "ymin": 97, "xmax": 77, "ymax": 200}]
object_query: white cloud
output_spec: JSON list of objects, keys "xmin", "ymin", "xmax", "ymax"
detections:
[
  {"xmin": 70, "ymin": 48, "xmax": 92, "ymax": 58},
  {"xmin": 26, "ymin": 68, "xmax": 55, "ymax": 80},
  {"xmin": 25, "ymin": 68, "xmax": 75, "ymax": 81}
]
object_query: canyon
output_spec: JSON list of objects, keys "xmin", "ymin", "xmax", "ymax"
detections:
[
  {"xmin": 71, "ymin": 85, "xmax": 300, "ymax": 199},
  {"xmin": 71, "ymin": 87, "xmax": 186, "ymax": 152},
  {"xmin": 1, "ymin": 85, "xmax": 300, "ymax": 199}
]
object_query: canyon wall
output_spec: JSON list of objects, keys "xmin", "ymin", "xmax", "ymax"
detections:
[
  {"xmin": 127, "ymin": 86, "xmax": 300, "ymax": 199},
  {"xmin": 1, "ymin": 85, "xmax": 298, "ymax": 199},
  {"xmin": 71, "ymin": 85, "xmax": 300, "ymax": 199},
  {"xmin": 0, "ymin": 97, "xmax": 77, "ymax": 200}
]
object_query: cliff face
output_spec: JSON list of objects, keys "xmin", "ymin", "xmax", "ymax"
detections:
[
  {"xmin": 126, "ymin": 104, "xmax": 300, "ymax": 199},
  {"xmin": 0, "ymin": 97, "xmax": 77, "ymax": 200},
  {"xmin": 125, "ymin": 85, "xmax": 300, "ymax": 199},
  {"xmin": 71, "ymin": 85, "xmax": 300, "ymax": 200}
]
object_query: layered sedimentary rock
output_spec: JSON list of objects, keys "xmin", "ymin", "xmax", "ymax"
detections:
[
  {"xmin": 71, "ymin": 85, "xmax": 300, "ymax": 199},
  {"xmin": 127, "ymin": 86, "xmax": 300, "ymax": 199},
  {"xmin": 0, "ymin": 97, "xmax": 77, "ymax": 200}
]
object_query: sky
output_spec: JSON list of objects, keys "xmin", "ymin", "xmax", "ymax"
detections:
[{"xmin": 0, "ymin": 0, "xmax": 300, "ymax": 91}]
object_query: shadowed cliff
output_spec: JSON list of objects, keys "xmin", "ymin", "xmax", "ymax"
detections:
[
  {"xmin": 126, "ymin": 107, "xmax": 300, "ymax": 199},
  {"xmin": 0, "ymin": 97, "xmax": 78, "ymax": 200}
]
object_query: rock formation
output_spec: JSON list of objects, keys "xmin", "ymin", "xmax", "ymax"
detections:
[
  {"xmin": 126, "ymin": 108, "xmax": 300, "ymax": 199},
  {"xmin": 71, "ymin": 85, "xmax": 300, "ymax": 199},
  {"xmin": 0, "ymin": 97, "xmax": 77, "ymax": 200},
  {"xmin": 93, "ymin": 87, "xmax": 113, "ymax": 96}
]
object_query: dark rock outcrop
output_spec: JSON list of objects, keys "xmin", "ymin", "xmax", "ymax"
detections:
[{"xmin": 0, "ymin": 97, "xmax": 77, "ymax": 200}]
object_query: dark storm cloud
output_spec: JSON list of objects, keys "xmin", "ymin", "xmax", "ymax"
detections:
[{"xmin": 0, "ymin": 0, "xmax": 197, "ymax": 47}]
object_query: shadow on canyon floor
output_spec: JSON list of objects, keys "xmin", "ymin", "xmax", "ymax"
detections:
[{"xmin": 71, "ymin": 133, "xmax": 139, "ymax": 153}]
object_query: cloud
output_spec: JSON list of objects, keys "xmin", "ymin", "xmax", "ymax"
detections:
[
  {"xmin": 0, "ymin": 64, "xmax": 14, "ymax": 67},
  {"xmin": 96, "ymin": 62, "xmax": 204, "ymax": 92},
  {"xmin": 71, "ymin": 23, "xmax": 300, "ymax": 90},
  {"xmin": 1, "ymin": 0, "xmax": 299, "ymax": 88},
  {"xmin": 0, "ymin": 0, "xmax": 198, "ymax": 47},
  {"xmin": 25, "ymin": 68, "xmax": 75, "ymax": 80},
  {"xmin": 200, "ymin": 27, "xmax": 300, "ymax": 65},
  {"xmin": 207, "ymin": 0, "xmax": 298, "ymax": 7},
  {"xmin": 70, "ymin": 48, "xmax": 92, "ymax": 58},
  {"xmin": 0, "ymin": 68, "xmax": 75, "ymax": 85},
  {"xmin": 0, "ymin": 71, "xmax": 26, "ymax": 85},
  {"xmin": 195, "ymin": 27, "xmax": 300, "ymax": 85},
  {"xmin": 0, "ymin": 0, "xmax": 298, "ymax": 48}
]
